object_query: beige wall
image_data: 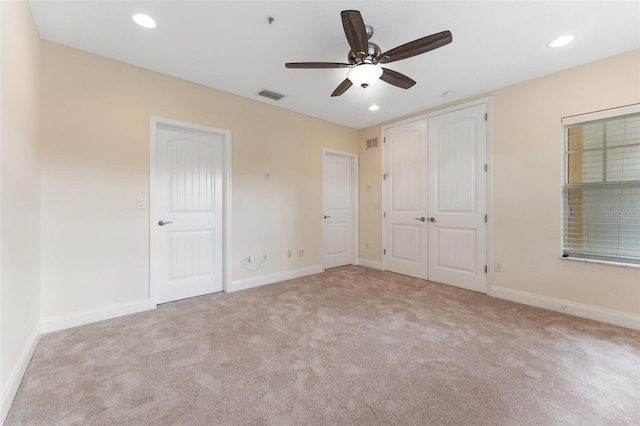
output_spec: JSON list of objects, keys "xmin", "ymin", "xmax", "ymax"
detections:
[
  {"xmin": 358, "ymin": 128, "xmax": 384, "ymax": 262},
  {"xmin": 0, "ymin": 0, "xmax": 41, "ymax": 401},
  {"xmin": 40, "ymin": 41, "xmax": 358, "ymax": 318},
  {"xmin": 358, "ymin": 49, "xmax": 640, "ymax": 316}
]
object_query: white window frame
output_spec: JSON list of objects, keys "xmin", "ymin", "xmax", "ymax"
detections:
[{"xmin": 561, "ymin": 103, "xmax": 640, "ymax": 267}]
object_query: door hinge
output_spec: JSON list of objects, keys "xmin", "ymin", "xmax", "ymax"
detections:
[
  {"xmin": 383, "ymin": 172, "xmax": 389, "ymax": 181},
  {"xmin": 484, "ymin": 265, "xmax": 488, "ymax": 273},
  {"xmin": 383, "ymin": 137, "xmax": 386, "ymax": 143},
  {"xmin": 383, "ymin": 212, "xmax": 386, "ymax": 218},
  {"xmin": 384, "ymin": 249, "xmax": 386, "ymax": 255},
  {"xmin": 484, "ymin": 214, "xmax": 487, "ymax": 223},
  {"xmin": 484, "ymin": 112, "xmax": 488, "ymax": 121},
  {"xmin": 484, "ymin": 163, "xmax": 488, "ymax": 172}
]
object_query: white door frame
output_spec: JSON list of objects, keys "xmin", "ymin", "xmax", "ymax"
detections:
[
  {"xmin": 381, "ymin": 97, "xmax": 492, "ymax": 292},
  {"xmin": 149, "ymin": 116, "xmax": 232, "ymax": 308},
  {"xmin": 322, "ymin": 148, "xmax": 359, "ymax": 269}
]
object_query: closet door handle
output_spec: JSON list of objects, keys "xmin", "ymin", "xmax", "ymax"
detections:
[
  {"xmin": 429, "ymin": 217, "xmax": 437, "ymax": 223},
  {"xmin": 158, "ymin": 220, "xmax": 173, "ymax": 226},
  {"xmin": 324, "ymin": 215, "xmax": 331, "ymax": 219},
  {"xmin": 414, "ymin": 217, "xmax": 426, "ymax": 222}
]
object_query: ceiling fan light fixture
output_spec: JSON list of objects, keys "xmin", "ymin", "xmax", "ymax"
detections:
[
  {"xmin": 132, "ymin": 13, "xmax": 156, "ymax": 29},
  {"xmin": 347, "ymin": 64, "xmax": 383, "ymax": 88}
]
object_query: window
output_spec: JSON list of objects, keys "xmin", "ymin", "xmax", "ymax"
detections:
[{"xmin": 562, "ymin": 104, "xmax": 640, "ymax": 265}]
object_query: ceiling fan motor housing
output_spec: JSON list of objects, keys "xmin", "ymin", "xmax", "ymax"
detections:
[{"xmin": 348, "ymin": 42, "xmax": 382, "ymax": 65}]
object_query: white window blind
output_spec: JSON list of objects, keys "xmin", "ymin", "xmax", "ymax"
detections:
[{"xmin": 562, "ymin": 105, "xmax": 640, "ymax": 265}]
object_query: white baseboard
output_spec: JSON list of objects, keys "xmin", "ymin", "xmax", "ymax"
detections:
[
  {"xmin": 1, "ymin": 323, "xmax": 41, "ymax": 424},
  {"xmin": 489, "ymin": 285, "xmax": 640, "ymax": 331},
  {"xmin": 42, "ymin": 299, "xmax": 151, "ymax": 334},
  {"xmin": 357, "ymin": 258, "xmax": 384, "ymax": 270},
  {"xmin": 230, "ymin": 265, "xmax": 324, "ymax": 292}
]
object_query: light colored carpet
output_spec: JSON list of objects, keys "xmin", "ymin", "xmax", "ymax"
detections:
[{"xmin": 6, "ymin": 266, "xmax": 640, "ymax": 425}]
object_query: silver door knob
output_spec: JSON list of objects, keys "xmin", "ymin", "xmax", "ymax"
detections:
[
  {"xmin": 429, "ymin": 217, "xmax": 437, "ymax": 222},
  {"xmin": 324, "ymin": 215, "xmax": 331, "ymax": 219},
  {"xmin": 158, "ymin": 220, "xmax": 173, "ymax": 226},
  {"xmin": 414, "ymin": 217, "xmax": 426, "ymax": 222}
]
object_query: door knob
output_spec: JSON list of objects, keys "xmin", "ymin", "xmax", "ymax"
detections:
[
  {"xmin": 429, "ymin": 217, "xmax": 437, "ymax": 222},
  {"xmin": 414, "ymin": 217, "xmax": 426, "ymax": 222},
  {"xmin": 158, "ymin": 220, "xmax": 173, "ymax": 226},
  {"xmin": 324, "ymin": 215, "xmax": 331, "ymax": 219}
]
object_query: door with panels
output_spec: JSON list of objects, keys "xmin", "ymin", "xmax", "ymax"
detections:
[
  {"xmin": 154, "ymin": 125, "xmax": 224, "ymax": 304},
  {"xmin": 427, "ymin": 104, "xmax": 487, "ymax": 292},
  {"xmin": 383, "ymin": 102, "xmax": 488, "ymax": 292},
  {"xmin": 323, "ymin": 151, "xmax": 355, "ymax": 269},
  {"xmin": 384, "ymin": 120, "xmax": 429, "ymax": 279}
]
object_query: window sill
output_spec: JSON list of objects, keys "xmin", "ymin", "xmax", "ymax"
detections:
[{"xmin": 560, "ymin": 256, "xmax": 640, "ymax": 269}]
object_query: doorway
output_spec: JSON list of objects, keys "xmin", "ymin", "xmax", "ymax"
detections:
[
  {"xmin": 150, "ymin": 117, "xmax": 232, "ymax": 306},
  {"xmin": 322, "ymin": 149, "xmax": 358, "ymax": 269},
  {"xmin": 382, "ymin": 101, "xmax": 489, "ymax": 292}
]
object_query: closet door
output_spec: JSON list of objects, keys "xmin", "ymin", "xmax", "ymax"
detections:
[
  {"xmin": 383, "ymin": 103, "xmax": 488, "ymax": 293},
  {"xmin": 384, "ymin": 119, "xmax": 429, "ymax": 279},
  {"xmin": 427, "ymin": 104, "xmax": 487, "ymax": 292}
]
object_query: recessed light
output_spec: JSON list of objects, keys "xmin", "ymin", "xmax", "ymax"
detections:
[
  {"xmin": 132, "ymin": 13, "xmax": 156, "ymax": 29},
  {"xmin": 548, "ymin": 34, "xmax": 574, "ymax": 48},
  {"xmin": 368, "ymin": 104, "xmax": 380, "ymax": 111}
]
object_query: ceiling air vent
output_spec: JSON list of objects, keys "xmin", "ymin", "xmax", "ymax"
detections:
[
  {"xmin": 257, "ymin": 89, "xmax": 285, "ymax": 101},
  {"xmin": 366, "ymin": 138, "xmax": 379, "ymax": 150}
]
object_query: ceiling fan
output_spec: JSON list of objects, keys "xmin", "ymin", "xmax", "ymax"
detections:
[{"xmin": 285, "ymin": 10, "xmax": 453, "ymax": 97}]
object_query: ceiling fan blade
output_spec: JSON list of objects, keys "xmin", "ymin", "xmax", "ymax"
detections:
[
  {"xmin": 341, "ymin": 10, "xmax": 368, "ymax": 58},
  {"xmin": 376, "ymin": 30, "xmax": 452, "ymax": 64},
  {"xmin": 331, "ymin": 78, "xmax": 353, "ymax": 97},
  {"xmin": 380, "ymin": 68, "xmax": 416, "ymax": 89},
  {"xmin": 286, "ymin": 62, "xmax": 351, "ymax": 69}
]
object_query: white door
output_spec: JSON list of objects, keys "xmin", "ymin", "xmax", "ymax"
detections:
[
  {"xmin": 384, "ymin": 120, "xmax": 429, "ymax": 279},
  {"xmin": 383, "ymin": 102, "xmax": 488, "ymax": 292},
  {"xmin": 154, "ymin": 125, "xmax": 223, "ymax": 304},
  {"xmin": 427, "ymin": 104, "xmax": 487, "ymax": 292},
  {"xmin": 323, "ymin": 151, "xmax": 355, "ymax": 269}
]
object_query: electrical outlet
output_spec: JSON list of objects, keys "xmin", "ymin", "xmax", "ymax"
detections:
[
  {"xmin": 136, "ymin": 198, "xmax": 145, "ymax": 209},
  {"xmin": 494, "ymin": 262, "xmax": 502, "ymax": 272},
  {"xmin": 297, "ymin": 249, "xmax": 304, "ymax": 257},
  {"xmin": 287, "ymin": 250, "xmax": 292, "ymax": 258}
]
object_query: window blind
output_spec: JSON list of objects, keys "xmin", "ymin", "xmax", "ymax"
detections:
[{"xmin": 562, "ymin": 107, "xmax": 640, "ymax": 265}]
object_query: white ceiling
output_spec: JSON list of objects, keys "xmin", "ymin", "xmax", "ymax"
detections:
[{"xmin": 29, "ymin": 1, "xmax": 640, "ymax": 129}]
